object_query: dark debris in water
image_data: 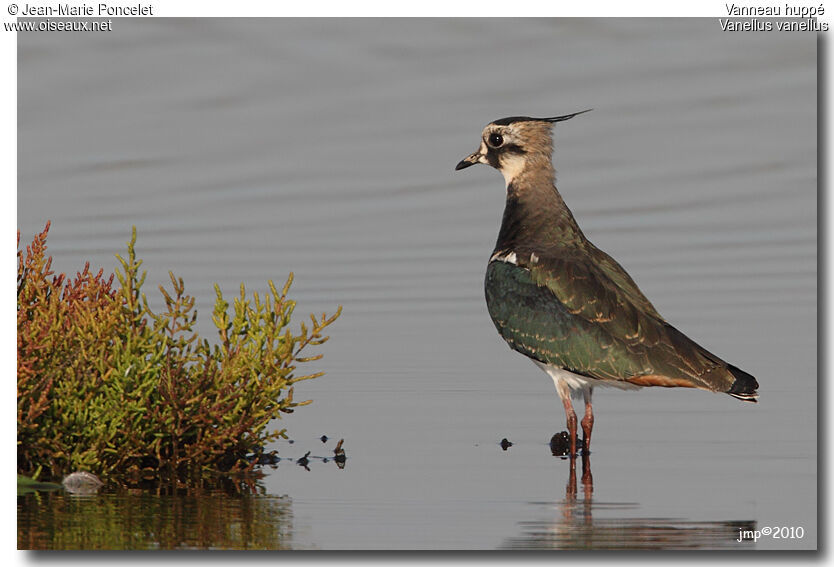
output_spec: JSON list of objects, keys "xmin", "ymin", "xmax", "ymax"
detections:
[
  {"xmin": 550, "ymin": 431, "xmax": 571, "ymax": 457},
  {"xmin": 254, "ymin": 450, "xmax": 280, "ymax": 466},
  {"xmin": 246, "ymin": 436, "xmax": 348, "ymax": 471},
  {"xmin": 333, "ymin": 439, "xmax": 346, "ymax": 469},
  {"xmin": 333, "ymin": 439, "xmax": 346, "ymax": 460},
  {"xmin": 500, "ymin": 438, "xmax": 513, "ymax": 451}
]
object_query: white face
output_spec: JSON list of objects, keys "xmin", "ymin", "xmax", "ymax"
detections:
[
  {"xmin": 496, "ymin": 152, "xmax": 526, "ymax": 186},
  {"xmin": 474, "ymin": 140, "xmax": 489, "ymax": 165},
  {"xmin": 481, "ymin": 125, "xmax": 529, "ymax": 186},
  {"xmin": 456, "ymin": 119, "xmax": 554, "ymax": 185}
]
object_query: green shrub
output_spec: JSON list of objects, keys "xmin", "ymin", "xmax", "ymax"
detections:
[{"xmin": 17, "ymin": 223, "xmax": 340, "ymax": 485}]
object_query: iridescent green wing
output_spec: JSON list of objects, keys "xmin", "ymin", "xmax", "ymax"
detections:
[{"xmin": 485, "ymin": 254, "xmax": 733, "ymax": 390}]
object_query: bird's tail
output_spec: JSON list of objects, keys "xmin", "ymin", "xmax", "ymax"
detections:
[{"xmin": 726, "ymin": 364, "xmax": 759, "ymax": 403}]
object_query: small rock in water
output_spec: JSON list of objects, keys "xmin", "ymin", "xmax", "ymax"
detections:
[
  {"xmin": 297, "ymin": 451, "xmax": 311, "ymax": 467},
  {"xmin": 320, "ymin": 435, "xmax": 328, "ymax": 443},
  {"xmin": 61, "ymin": 471, "xmax": 103, "ymax": 495},
  {"xmin": 500, "ymin": 438, "xmax": 513, "ymax": 451},
  {"xmin": 550, "ymin": 431, "xmax": 571, "ymax": 457}
]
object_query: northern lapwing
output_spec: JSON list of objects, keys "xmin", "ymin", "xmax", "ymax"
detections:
[{"xmin": 455, "ymin": 111, "xmax": 758, "ymax": 457}]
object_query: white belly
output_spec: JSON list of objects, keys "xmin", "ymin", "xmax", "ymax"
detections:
[{"xmin": 533, "ymin": 360, "xmax": 641, "ymax": 399}]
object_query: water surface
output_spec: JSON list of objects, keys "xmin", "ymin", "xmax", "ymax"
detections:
[{"xmin": 17, "ymin": 18, "xmax": 816, "ymax": 550}]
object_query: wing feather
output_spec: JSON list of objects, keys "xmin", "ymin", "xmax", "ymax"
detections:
[{"xmin": 485, "ymin": 252, "xmax": 737, "ymax": 392}]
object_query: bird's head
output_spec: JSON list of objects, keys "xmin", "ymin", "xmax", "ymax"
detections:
[{"xmin": 455, "ymin": 110, "xmax": 591, "ymax": 186}]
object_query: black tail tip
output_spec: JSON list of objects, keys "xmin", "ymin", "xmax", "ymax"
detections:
[{"xmin": 727, "ymin": 364, "xmax": 759, "ymax": 403}]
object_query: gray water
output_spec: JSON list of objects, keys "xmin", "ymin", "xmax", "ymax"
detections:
[{"xmin": 17, "ymin": 19, "xmax": 816, "ymax": 550}]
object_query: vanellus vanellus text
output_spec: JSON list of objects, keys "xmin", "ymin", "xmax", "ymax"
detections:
[{"xmin": 455, "ymin": 111, "xmax": 758, "ymax": 457}]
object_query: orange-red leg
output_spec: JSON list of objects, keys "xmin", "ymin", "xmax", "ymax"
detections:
[
  {"xmin": 556, "ymin": 380, "xmax": 578, "ymax": 457},
  {"xmin": 581, "ymin": 387, "xmax": 594, "ymax": 454}
]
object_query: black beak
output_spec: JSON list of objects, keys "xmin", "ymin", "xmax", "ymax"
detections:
[{"xmin": 455, "ymin": 150, "xmax": 483, "ymax": 171}]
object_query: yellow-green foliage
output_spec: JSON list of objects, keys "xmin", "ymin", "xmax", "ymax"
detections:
[{"xmin": 17, "ymin": 223, "xmax": 341, "ymax": 485}]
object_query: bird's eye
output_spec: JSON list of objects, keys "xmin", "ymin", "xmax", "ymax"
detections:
[{"xmin": 488, "ymin": 133, "xmax": 504, "ymax": 148}]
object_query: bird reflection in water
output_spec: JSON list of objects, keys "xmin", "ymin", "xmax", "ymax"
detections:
[
  {"xmin": 564, "ymin": 453, "xmax": 593, "ymax": 507},
  {"xmin": 558, "ymin": 449, "xmax": 594, "ymax": 539},
  {"xmin": 501, "ymin": 446, "xmax": 756, "ymax": 550}
]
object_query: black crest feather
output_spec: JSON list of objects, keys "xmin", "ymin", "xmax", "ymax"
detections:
[{"xmin": 492, "ymin": 109, "xmax": 592, "ymax": 126}]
